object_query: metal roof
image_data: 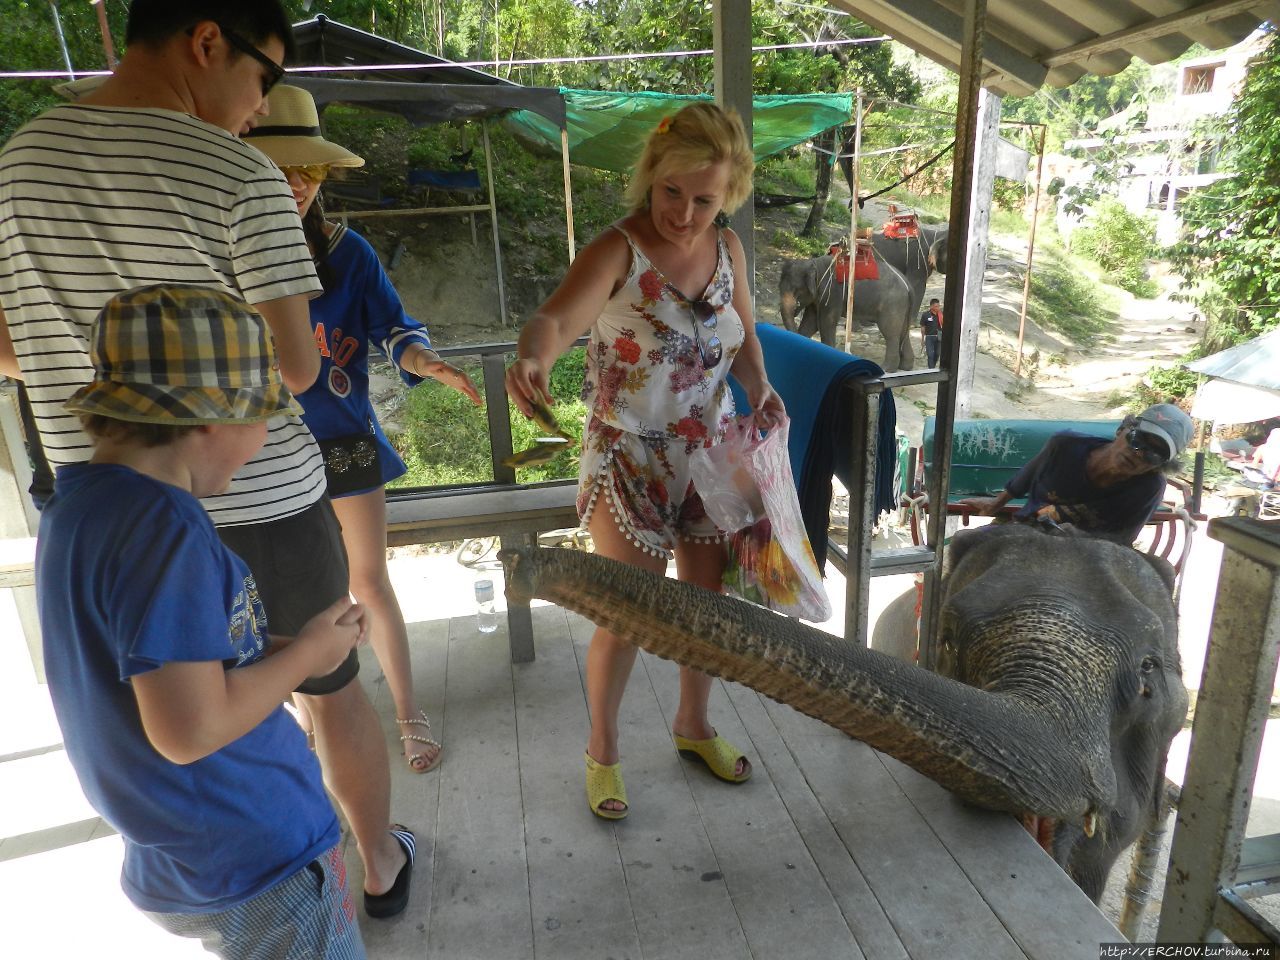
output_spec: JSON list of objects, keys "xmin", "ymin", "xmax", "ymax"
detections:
[
  {"xmin": 291, "ymin": 14, "xmax": 516, "ymax": 87},
  {"xmin": 833, "ymin": 0, "xmax": 1277, "ymax": 96}
]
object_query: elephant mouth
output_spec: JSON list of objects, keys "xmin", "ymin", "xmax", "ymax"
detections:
[{"xmin": 1022, "ymin": 807, "xmax": 1098, "ymax": 856}]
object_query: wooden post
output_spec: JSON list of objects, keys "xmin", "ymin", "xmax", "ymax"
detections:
[
  {"xmin": 90, "ymin": 0, "xmax": 117, "ymax": 69},
  {"xmin": 1013, "ymin": 124, "xmax": 1046, "ymax": 378},
  {"xmin": 560, "ymin": 127, "xmax": 576, "ymax": 264},
  {"xmin": 954, "ymin": 88, "xmax": 1000, "ymax": 420},
  {"xmin": 713, "ymin": 0, "xmax": 754, "ymax": 289},
  {"xmin": 843, "ymin": 92, "xmax": 866, "ymax": 354},
  {"xmin": 481, "ymin": 123, "xmax": 509, "ymax": 327},
  {"xmin": 918, "ymin": 0, "xmax": 987, "ymax": 672}
]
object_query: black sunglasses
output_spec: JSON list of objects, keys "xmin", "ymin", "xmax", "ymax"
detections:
[
  {"xmin": 218, "ymin": 24, "xmax": 286, "ymax": 96},
  {"xmin": 1126, "ymin": 426, "xmax": 1169, "ymax": 466},
  {"xmin": 688, "ymin": 298, "xmax": 722, "ymax": 369}
]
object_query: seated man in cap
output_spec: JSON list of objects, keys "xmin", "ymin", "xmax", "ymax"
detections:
[{"xmin": 959, "ymin": 403, "xmax": 1194, "ymax": 545}]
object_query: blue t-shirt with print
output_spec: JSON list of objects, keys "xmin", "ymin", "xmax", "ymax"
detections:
[
  {"xmin": 35, "ymin": 463, "xmax": 339, "ymax": 913},
  {"xmin": 1005, "ymin": 432, "xmax": 1165, "ymax": 544}
]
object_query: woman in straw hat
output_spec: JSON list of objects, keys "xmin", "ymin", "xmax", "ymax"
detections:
[{"xmin": 245, "ymin": 85, "xmax": 482, "ymax": 775}]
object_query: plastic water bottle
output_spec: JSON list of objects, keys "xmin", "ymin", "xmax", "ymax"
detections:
[{"xmin": 475, "ymin": 578, "xmax": 498, "ymax": 633}]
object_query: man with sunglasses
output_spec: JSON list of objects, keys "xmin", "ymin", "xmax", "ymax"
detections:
[
  {"xmin": 0, "ymin": 0, "xmax": 410, "ymax": 939},
  {"xmin": 959, "ymin": 403, "xmax": 1194, "ymax": 544}
]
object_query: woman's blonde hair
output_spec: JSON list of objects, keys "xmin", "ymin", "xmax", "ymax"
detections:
[{"xmin": 625, "ymin": 102, "xmax": 754, "ymax": 215}]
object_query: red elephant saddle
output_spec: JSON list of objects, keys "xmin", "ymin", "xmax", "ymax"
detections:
[
  {"xmin": 882, "ymin": 212, "xmax": 921, "ymax": 240},
  {"xmin": 827, "ymin": 241, "xmax": 879, "ymax": 282}
]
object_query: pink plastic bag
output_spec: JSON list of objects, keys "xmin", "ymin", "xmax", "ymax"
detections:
[{"xmin": 690, "ymin": 416, "xmax": 832, "ymax": 622}]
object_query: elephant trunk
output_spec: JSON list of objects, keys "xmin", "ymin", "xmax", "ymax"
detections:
[{"xmin": 501, "ymin": 547, "xmax": 1114, "ymax": 825}]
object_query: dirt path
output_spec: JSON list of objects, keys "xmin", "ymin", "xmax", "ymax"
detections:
[{"xmin": 886, "ymin": 236, "xmax": 1201, "ymax": 440}]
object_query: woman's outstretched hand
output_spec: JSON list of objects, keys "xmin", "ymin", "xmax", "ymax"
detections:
[{"xmin": 504, "ymin": 358, "xmax": 553, "ymax": 419}]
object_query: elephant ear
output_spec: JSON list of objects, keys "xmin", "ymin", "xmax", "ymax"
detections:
[
  {"xmin": 1135, "ymin": 550, "xmax": 1177, "ymax": 597},
  {"xmin": 941, "ymin": 525, "xmax": 987, "ymax": 579}
]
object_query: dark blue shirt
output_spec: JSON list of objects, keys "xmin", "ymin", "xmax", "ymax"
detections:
[
  {"xmin": 36, "ymin": 464, "xmax": 339, "ymax": 913},
  {"xmin": 1005, "ymin": 432, "xmax": 1165, "ymax": 543}
]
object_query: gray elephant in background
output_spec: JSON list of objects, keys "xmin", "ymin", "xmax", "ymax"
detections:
[
  {"xmin": 778, "ymin": 222, "xmax": 948, "ymax": 372},
  {"xmin": 777, "ymin": 249, "xmax": 915, "ymax": 371}
]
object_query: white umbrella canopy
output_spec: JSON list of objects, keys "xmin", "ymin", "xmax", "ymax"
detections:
[
  {"xmin": 1184, "ymin": 330, "xmax": 1280, "ymax": 425},
  {"xmin": 1190, "ymin": 378, "xmax": 1280, "ymax": 425},
  {"xmin": 1185, "ymin": 329, "xmax": 1280, "ymax": 392}
]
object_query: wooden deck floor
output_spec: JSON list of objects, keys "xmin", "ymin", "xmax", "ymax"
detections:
[{"xmin": 355, "ymin": 603, "xmax": 1121, "ymax": 960}]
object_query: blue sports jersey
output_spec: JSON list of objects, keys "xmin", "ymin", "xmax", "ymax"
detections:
[
  {"xmin": 298, "ymin": 224, "xmax": 434, "ymax": 490},
  {"xmin": 36, "ymin": 463, "xmax": 340, "ymax": 913},
  {"xmin": 1005, "ymin": 432, "xmax": 1165, "ymax": 543}
]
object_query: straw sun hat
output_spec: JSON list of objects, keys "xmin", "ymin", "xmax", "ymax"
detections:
[{"xmin": 242, "ymin": 84, "xmax": 365, "ymax": 170}]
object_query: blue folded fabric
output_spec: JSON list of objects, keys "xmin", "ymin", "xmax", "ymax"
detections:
[{"xmin": 730, "ymin": 323, "xmax": 897, "ymax": 573}]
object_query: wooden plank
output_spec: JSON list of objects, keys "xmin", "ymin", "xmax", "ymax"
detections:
[
  {"xmin": 355, "ymin": 615, "xmax": 450, "ymax": 956},
  {"xmin": 767, "ymin": 697, "xmax": 1030, "ymax": 960},
  {"xmin": 725, "ymin": 685, "xmax": 910, "ymax": 960},
  {"xmin": 644, "ymin": 654, "xmax": 869, "ymax": 960},
  {"xmin": 565, "ymin": 614, "xmax": 752, "ymax": 960},
  {"xmin": 882, "ymin": 757, "xmax": 1121, "ymax": 958},
  {"xmin": 424, "ymin": 614, "xmax": 534, "ymax": 959},
  {"xmin": 513, "ymin": 606, "xmax": 645, "ymax": 959}
]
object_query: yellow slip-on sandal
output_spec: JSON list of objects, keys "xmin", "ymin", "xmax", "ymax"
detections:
[
  {"xmin": 674, "ymin": 733, "xmax": 752, "ymax": 784},
  {"xmin": 584, "ymin": 752, "xmax": 628, "ymax": 820}
]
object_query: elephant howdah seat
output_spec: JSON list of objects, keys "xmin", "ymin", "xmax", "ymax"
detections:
[{"xmin": 906, "ymin": 417, "xmax": 1204, "ymax": 586}]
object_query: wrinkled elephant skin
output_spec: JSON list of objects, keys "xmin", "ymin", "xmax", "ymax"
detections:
[{"xmin": 501, "ymin": 522, "xmax": 1187, "ymax": 902}]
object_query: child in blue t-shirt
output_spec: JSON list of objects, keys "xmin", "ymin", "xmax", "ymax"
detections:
[{"xmin": 35, "ymin": 285, "xmax": 373, "ymax": 960}]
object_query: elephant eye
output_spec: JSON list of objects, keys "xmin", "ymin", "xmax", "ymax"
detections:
[{"xmin": 1140, "ymin": 656, "xmax": 1157, "ymax": 674}]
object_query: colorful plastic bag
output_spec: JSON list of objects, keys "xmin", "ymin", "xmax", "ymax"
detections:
[{"xmin": 691, "ymin": 416, "xmax": 832, "ymax": 622}]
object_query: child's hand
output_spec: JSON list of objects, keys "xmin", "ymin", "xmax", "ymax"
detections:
[
  {"xmin": 335, "ymin": 600, "xmax": 372, "ymax": 647},
  {"xmin": 298, "ymin": 596, "xmax": 366, "ymax": 676}
]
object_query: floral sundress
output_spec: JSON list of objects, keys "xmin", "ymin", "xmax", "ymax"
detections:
[{"xmin": 576, "ymin": 224, "xmax": 746, "ymax": 558}]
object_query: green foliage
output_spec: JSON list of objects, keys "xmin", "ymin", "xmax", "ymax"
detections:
[
  {"xmin": 770, "ymin": 229, "xmax": 828, "ymax": 257},
  {"xmin": 1002, "ymin": 57, "xmax": 1153, "ymax": 152},
  {"xmin": 1131, "ymin": 360, "xmax": 1202, "ymax": 410},
  {"xmin": 390, "ymin": 348, "xmax": 588, "ymax": 488},
  {"xmin": 1069, "ymin": 197, "xmax": 1157, "ymax": 297},
  {"xmin": 1026, "ymin": 241, "xmax": 1115, "ymax": 346},
  {"xmin": 1172, "ymin": 30, "xmax": 1280, "ymax": 338}
]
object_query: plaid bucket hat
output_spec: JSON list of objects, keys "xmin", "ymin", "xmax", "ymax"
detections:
[{"xmin": 65, "ymin": 284, "xmax": 301, "ymax": 425}]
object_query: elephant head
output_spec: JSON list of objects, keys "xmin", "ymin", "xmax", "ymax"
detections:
[{"xmin": 500, "ymin": 522, "xmax": 1187, "ymax": 902}]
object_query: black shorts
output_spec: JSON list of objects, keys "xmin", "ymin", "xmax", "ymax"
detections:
[{"xmin": 217, "ymin": 497, "xmax": 358, "ymax": 695}]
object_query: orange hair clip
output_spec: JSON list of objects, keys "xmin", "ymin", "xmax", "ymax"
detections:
[{"xmin": 655, "ymin": 116, "xmax": 672, "ymax": 135}]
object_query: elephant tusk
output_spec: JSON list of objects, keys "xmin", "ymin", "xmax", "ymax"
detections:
[{"xmin": 1083, "ymin": 810, "xmax": 1098, "ymax": 838}]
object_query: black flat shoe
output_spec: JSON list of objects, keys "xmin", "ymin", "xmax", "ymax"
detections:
[{"xmin": 364, "ymin": 825, "xmax": 415, "ymax": 919}]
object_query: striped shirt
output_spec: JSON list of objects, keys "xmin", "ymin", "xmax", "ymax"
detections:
[{"xmin": 0, "ymin": 104, "xmax": 326, "ymax": 525}]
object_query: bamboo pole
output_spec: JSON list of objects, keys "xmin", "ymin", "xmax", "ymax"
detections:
[
  {"xmin": 842, "ymin": 91, "xmax": 866, "ymax": 354},
  {"xmin": 1013, "ymin": 124, "xmax": 1046, "ymax": 377},
  {"xmin": 481, "ymin": 123, "xmax": 509, "ymax": 327},
  {"xmin": 560, "ymin": 127, "xmax": 577, "ymax": 263},
  {"xmin": 89, "ymin": 0, "xmax": 116, "ymax": 69}
]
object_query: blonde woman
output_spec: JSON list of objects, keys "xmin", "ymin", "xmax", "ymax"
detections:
[
  {"xmin": 245, "ymin": 86, "xmax": 482, "ymax": 777},
  {"xmin": 505, "ymin": 103, "xmax": 784, "ymax": 819}
]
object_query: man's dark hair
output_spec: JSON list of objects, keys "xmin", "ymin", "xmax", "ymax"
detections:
[
  {"xmin": 79, "ymin": 414, "xmax": 197, "ymax": 448},
  {"xmin": 125, "ymin": 0, "xmax": 295, "ymax": 62},
  {"xmin": 929, "ymin": 298, "xmax": 940, "ymax": 305}
]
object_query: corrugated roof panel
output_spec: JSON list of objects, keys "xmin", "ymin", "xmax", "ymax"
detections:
[{"xmin": 833, "ymin": 0, "xmax": 1273, "ymax": 95}]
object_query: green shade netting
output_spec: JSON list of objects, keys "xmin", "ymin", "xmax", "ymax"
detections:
[{"xmin": 504, "ymin": 88, "xmax": 853, "ymax": 173}]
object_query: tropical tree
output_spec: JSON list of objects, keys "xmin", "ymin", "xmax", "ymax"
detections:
[{"xmin": 1172, "ymin": 28, "xmax": 1280, "ymax": 345}]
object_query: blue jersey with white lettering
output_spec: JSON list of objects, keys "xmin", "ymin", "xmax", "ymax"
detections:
[{"xmin": 297, "ymin": 224, "xmax": 433, "ymax": 491}]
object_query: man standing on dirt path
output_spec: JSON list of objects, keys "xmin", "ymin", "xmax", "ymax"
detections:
[
  {"xmin": 920, "ymin": 298, "xmax": 943, "ymax": 367},
  {"xmin": 0, "ymin": 0, "xmax": 413, "ymax": 918}
]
